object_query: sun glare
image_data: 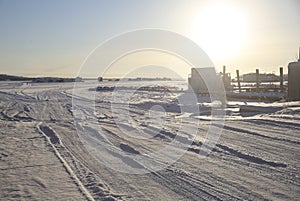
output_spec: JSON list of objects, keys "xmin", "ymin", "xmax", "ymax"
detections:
[{"xmin": 189, "ymin": 3, "xmax": 247, "ymax": 60}]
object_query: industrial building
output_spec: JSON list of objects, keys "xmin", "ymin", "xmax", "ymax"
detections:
[
  {"xmin": 288, "ymin": 51, "xmax": 300, "ymax": 100},
  {"xmin": 242, "ymin": 73, "xmax": 279, "ymax": 82}
]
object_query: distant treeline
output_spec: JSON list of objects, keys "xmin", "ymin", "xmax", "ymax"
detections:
[
  {"xmin": 0, "ymin": 74, "xmax": 81, "ymax": 83},
  {"xmin": 0, "ymin": 74, "xmax": 33, "ymax": 81}
]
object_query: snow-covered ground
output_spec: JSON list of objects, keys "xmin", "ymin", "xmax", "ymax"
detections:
[{"xmin": 0, "ymin": 80, "xmax": 299, "ymax": 200}]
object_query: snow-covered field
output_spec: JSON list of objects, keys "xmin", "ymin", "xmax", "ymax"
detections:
[{"xmin": 0, "ymin": 80, "xmax": 299, "ymax": 200}]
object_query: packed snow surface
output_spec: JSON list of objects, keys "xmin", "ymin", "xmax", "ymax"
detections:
[{"xmin": 0, "ymin": 80, "xmax": 299, "ymax": 200}]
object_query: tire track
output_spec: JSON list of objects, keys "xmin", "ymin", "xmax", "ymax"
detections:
[
  {"xmin": 221, "ymin": 124, "xmax": 300, "ymax": 145},
  {"xmin": 37, "ymin": 122, "xmax": 96, "ymax": 201}
]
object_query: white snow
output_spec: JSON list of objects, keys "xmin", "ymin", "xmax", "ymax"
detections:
[{"xmin": 0, "ymin": 80, "xmax": 299, "ymax": 200}]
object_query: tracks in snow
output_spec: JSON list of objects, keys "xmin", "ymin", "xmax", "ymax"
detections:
[
  {"xmin": 221, "ymin": 124, "xmax": 300, "ymax": 145},
  {"xmin": 2, "ymin": 83, "xmax": 299, "ymax": 200},
  {"xmin": 37, "ymin": 122, "xmax": 95, "ymax": 201},
  {"xmin": 37, "ymin": 122, "xmax": 121, "ymax": 201}
]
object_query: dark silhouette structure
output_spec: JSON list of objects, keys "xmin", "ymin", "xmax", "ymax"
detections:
[{"xmin": 288, "ymin": 48, "xmax": 300, "ymax": 101}]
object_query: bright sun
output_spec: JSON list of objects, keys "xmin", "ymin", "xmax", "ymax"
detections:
[{"xmin": 189, "ymin": 3, "xmax": 247, "ymax": 60}]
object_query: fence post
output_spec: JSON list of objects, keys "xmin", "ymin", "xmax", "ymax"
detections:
[
  {"xmin": 256, "ymin": 69, "xmax": 260, "ymax": 92},
  {"xmin": 280, "ymin": 67, "xmax": 283, "ymax": 92},
  {"xmin": 236, "ymin": 69, "xmax": 241, "ymax": 93},
  {"xmin": 223, "ymin": 65, "xmax": 226, "ymax": 85}
]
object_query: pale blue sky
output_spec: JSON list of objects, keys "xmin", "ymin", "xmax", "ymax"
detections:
[{"xmin": 0, "ymin": 0, "xmax": 299, "ymax": 77}]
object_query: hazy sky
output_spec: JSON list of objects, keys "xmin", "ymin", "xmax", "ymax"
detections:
[{"xmin": 0, "ymin": 0, "xmax": 299, "ymax": 77}]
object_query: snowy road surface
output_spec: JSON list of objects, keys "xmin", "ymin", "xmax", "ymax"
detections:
[{"xmin": 0, "ymin": 81, "xmax": 299, "ymax": 200}]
